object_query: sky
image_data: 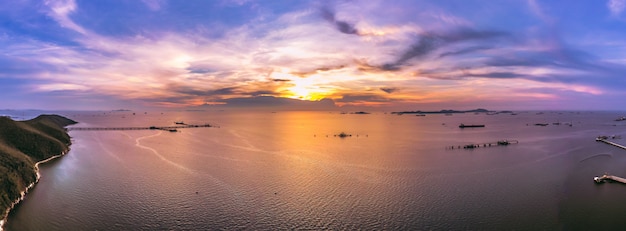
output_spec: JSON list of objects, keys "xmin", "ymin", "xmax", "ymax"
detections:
[{"xmin": 2, "ymin": 0, "xmax": 626, "ymax": 111}]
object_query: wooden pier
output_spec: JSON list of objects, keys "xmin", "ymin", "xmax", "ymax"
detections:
[
  {"xmin": 596, "ymin": 137, "xmax": 626, "ymax": 150},
  {"xmin": 594, "ymin": 174, "xmax": 626, "ymax": 184},
  {"xmin": 67, "ymin": 124, "xmax": 212, "ymax": 131},
  {"xmin": 447, "ymin": 140, "xmax": 519, "ymax": 150}
]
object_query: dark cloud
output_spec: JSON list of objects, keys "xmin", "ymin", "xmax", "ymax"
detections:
[
  {"xmin": 475, "ymin": 43, "xmax": 626, "ymax": 89},
  {"xmin": 187, "ymin": 68, "xmax": 214, "ymax": 74},
  {"xmin": 248, "ymin": 90, "xmax": 276, "ymax": 96},
  {"xmin": 465, "ymin": 72, "xmax": 525, "ymax": 79},
  {"xmin": 388, "ymin": 34, "xmax": 442, "ymax": 70},
  {"xmin": 172, "ymin": 86, "xmax": 238, "ymax": 97},
  {"xmin": 442, "ymin": 28, "xmax": 508, "ymax": 42},
  {"xmin": 484, "ymin": 47, "xmax": 600, "ymax": 71},
  {"xmin": 439, "ymin": 46, "xmax": 493, "ymax": 58},
  {"xmin": 415, "ymin": 67, "xmax": 530, "ymax": 81},
  {"xmin": 380, "ymin": 87, "xmax": 398, "ymax": 94},
  {"xmin": 153, "ymin": 86, "xmax": 284, "ymax": 105},
  {"xmin": 290, "ymin": 64, "xmax": 347, "ymax": 77},
  {"xmin": 320, "ymin": 6, "xmax": 360, "ymax": 35},
  {"xmin": 336, "ymin": 94, "xmax": 391, "ymax": 103},
  {"xmin": 382, "ymin": 28, "xmax": 508, "ymax": 70}
]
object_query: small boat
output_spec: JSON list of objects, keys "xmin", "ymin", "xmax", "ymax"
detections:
[
  {"xmin": 459, "ymin": 124, "xmax": 485, "ymax": 128},
  {"xmin": 534, "ymin": 123, "xmax": 549, "ymax": 126},
  {"xmin": 175, "ymin": 121, "xmax": 185, "ymax": 125},
  {"xmin": 497, "ymin": 140, "xmax": 510, "ymax": 145},
  {"xmin": 616, "ymin": 117, "xmax": 626, "ymax": 121},
  {"xmin": 415, "ymin": 114, "xmax": 426, "ymax": 117},
  {"xmin": 168, "ymin": 129, "xmax": 178, "ymax": 132},
  {"xmin": 594, "ymin": 176, "xmax": 604, "ymax": 183},
  {"xmin": 336, "ymin": 132, "xmax": 352, "ymax": 138}
]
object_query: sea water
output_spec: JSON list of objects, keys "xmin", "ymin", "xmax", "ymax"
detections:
[{"xmin": 5, "ymin": 111, "xmax": 626, "ymax": 230}]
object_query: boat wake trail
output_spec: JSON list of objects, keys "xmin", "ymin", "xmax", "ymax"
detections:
[
  {"xmin": 135, "ymin": 131, "xmax": 198, "ymax": 175},
  {"xmin": 92, "ymin": 133, "xmax": 126, "ymax": 166},
  {"xmin": 134, "ymin": 131, "xmax": 242, "ymax": 202},
  {"xmin": 579, "ymin": 153, "xmax": 612, "ymax": 163}
]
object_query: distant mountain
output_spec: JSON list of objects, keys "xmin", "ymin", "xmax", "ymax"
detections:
[
  {"xmin": 0, "ymin": 115, "xmax": 76, "ymax": 223},
  {"xmin": 391, "ymin": 108, "xmax": 491, "ymax": 114}
]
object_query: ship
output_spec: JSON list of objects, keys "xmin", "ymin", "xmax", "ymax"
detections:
[{"xmin": 459, "ymin": 124, "xmax": 485, "ymax": 128}]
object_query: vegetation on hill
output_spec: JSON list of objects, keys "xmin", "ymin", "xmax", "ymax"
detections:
[{"xmin": 0, "ymin": 115, "xmax": 77, "ymax": 222}]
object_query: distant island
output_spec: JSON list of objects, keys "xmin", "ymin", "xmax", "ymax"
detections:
[
  {"xmin": 391, "ymin": 108, "xmax": 492, "ymax": 115},
  {"xmin": 0, "ymin": 115, "xmax": 76, "ymax": 225}
]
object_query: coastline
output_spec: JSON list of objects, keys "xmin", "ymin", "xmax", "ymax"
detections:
[
  {"xmin": 0, "ymin": 149, "xmax": 71, "ymax": 231},
  {"xmin": 0, "ymin": 114, "xmax": 77, "ymax": 231}
]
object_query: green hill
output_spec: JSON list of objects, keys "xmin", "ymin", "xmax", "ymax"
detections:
[{"xmin": 0, "ymin": 114, "xmax": 77, "ymax": 222}]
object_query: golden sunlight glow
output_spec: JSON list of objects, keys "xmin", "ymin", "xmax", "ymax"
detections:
[
  {"xmin": 286, "ymin": 77, "xmax": 333, "ymax": 101},
  {"xmin": 274, "ymin": 71, "xmax": 334, "ymax": 101},
  {"xmin": 287, "ymin": 85, "xmax": 328, "ymax": 100},
  {"xmin": 171, "ymin": 54, "xmax": 192, "ymax": 68}
]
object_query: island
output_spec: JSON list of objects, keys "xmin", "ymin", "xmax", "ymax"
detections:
[
  {"xmin": 0, "ymin": 114, "xmax": 77, "ymax": 225},
  {"xmin": 391, "ymin": 108, "xmax": 491, "ymax": 115}
]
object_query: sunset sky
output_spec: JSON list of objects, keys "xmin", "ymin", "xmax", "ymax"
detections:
[{"xmin": 2, "ymin": 0, "xmax": 626, "ymax": 111}]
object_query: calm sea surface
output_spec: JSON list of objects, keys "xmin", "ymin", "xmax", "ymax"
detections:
[{"xmin": 5, "ymin": 110, "xmax": 626, "ymax": 230}]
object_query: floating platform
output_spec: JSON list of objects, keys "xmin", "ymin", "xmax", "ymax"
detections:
[
  {"xmin": 596, "ymin": 136, "xmax": 626, "ymax": 150},
  {"xmin": 314, "ymin": 133, "xmax": 368, "ymax": 138},
  {"xmin": 459, "ymin": 124, "xmax": 485, "ymax": 128},
  {"xmin": 447, "ymin": 140, "xmax": 519, "ymax": 150}
]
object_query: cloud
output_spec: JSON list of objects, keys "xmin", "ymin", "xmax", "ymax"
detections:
[
  {"xmin": 290, "ymin": 64, "xmax": 348, "ymax": 77},
  {"xmin": 142, "ymin": 0, "xmax": 166, "ymax": 11},
  {"xmin": 527, "ymin": 0, "xmax": 555, "ymax": 24},
  {"xmin": 205, "ymin": 96, "xmax": 337, "ymax": 110},
  {"xmin": 335, "ymin": 93, "xmax": 393, "ymax": 103},
  {"xmin": 172, "ymin": 86, "xmax": 238, "ymax": 97},
  {"xmin": 320, "ymin": 6, "xmax": 360, "ymax": 35},
  {"xmin": 380, "ymin": 87, "xmax": 398, "ymax": 94},
  {"xmin": 4, "ymin": 0, "xmax": 626, "ymax": 110},
  {"xmin": 44, "ymin": 0, "xmax": 87, "ymax": 34},
  {"xmin": 464, "ymin": 72, "xmax": 526, "ymax": 79},
  {"xmin": 382, "ymin": 28, "xmax": 508, "ymax": 70},
  {"xmin": 438, "ymin": 46, "xmax": 492, "ymax": 58},
  {"xmin": 608, "ymin": 0, "xmax": 626, "ymax": 16}
]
